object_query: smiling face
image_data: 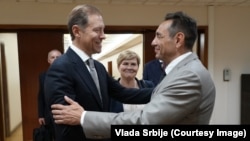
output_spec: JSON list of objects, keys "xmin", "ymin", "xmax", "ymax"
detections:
[
  {"xmin": 151, "ymin": 20, "xmax": 179, "ymax": 64},
  {"xmin": 118, "ymin": 58, "xmax": 139, "ymax": 80},
  {"xmin": 72, "ymin": 14, "xmax": 106, "ymax": 56}
]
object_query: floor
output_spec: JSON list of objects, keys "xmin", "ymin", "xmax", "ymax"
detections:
[{"xmin": 5, "ymin": 125, "xmax": 23, "ymax": 141}]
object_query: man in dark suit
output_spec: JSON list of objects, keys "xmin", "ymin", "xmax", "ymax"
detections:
[
  {"xmin": 44, "ymin": 4, "xmax": 152, "ymax": 141},
  {"xmin": 37, "ymin": 49, "xmax": 62, "ymax": 141},
  {"xmin": 143, "ymin": 59, "xmax": 165, "ymax": 86}
]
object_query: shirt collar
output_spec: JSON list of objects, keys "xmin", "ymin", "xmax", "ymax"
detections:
[
  {"xmin": 70, "ymin": 44, "xmax": 90, "ymax": 62},
  {"xmin": 165, "ymin": 52, "xmax": 192, "ymax": 75}
]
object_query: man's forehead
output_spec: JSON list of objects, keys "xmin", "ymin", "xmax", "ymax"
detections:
[
  {"xmin": 155, "ymin": 26, "xmax": 165, "ymax": 35},
  {"xmin": 87, "ymin": 15, "xmax": 105, "ymax": 26},
  {"xmin": 156, "ymin": 21, "xmax": 170, "ymax": 33}
]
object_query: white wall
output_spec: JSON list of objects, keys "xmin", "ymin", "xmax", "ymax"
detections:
[
  {"xmin": 210, "ymin": 7, "xmax": 250, "ymax": 124},
  {"xmin": 1, "ymin": 1, "xmax": 250, "ymax": 124},
  {"xmin": 0, "ymin": 33, "xmax": 22, "ymax": 132}
]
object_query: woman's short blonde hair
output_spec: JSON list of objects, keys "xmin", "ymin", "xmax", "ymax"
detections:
[{"xmin": 117, "ymin": 50, "xmax": 140, "ymax": 67}]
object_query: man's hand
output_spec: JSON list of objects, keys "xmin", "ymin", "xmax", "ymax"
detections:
[
  {"xmin": 51, "ymin": 95, "xmax": 84, "ymax": 125},
  {"xmin": 38, "ymin": 118, "xmax": 45, "ymax": 125}
]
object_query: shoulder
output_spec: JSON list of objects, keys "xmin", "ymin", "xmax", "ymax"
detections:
[
  {"xmin": 145, "ymin": 59, "xmax": 160, "ymax": 66},
  {"xmin": 138, "ymin": 79, "xmax": 155, "ymax": 88},
  {"xmin": 143, "ymin": 80, "xmax": 155, "ymax": 87}
]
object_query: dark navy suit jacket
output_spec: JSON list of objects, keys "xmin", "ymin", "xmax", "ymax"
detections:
[
  {"xmin": 38, "ymin": 71, "xmax": 52, "ymax": 124},
  {"xmin": 44, "ymin": 48, "xmax": 153, "ymax": 141},
  {"xmin": 143, "ymin": 59, "xmax": 165, "ymax": 86}
]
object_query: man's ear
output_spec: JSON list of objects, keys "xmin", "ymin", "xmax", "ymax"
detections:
[
  {"xmin": 175, "ymin": 32, "xmax": 185, "ymax": 48},
  {"xmin": 72, "ymin": 25, "xmax": 81, "ymax": 38}
]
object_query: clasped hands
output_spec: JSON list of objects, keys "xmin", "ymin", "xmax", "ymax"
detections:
[{"xmin": 51, "ymin": 96, "xmax": 84, "ymax": 125}]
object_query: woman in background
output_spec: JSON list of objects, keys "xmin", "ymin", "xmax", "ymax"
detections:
[{"xmin": 110, "ymin": 50, "xmax": 155, "ymax": 112}]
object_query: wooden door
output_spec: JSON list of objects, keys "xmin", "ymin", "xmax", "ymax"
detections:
[
  {"xmin": 143, "ymin": 29, "xmax": 156, "ymax": 64},
  {"xmin": 18, "ymin": 30, "xmax": 64, "ymax": 141}
]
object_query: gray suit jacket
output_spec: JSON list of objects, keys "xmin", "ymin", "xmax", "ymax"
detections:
[{"xmin": 83, "ymin": 53, "xmax": 216, "ymax": 139}]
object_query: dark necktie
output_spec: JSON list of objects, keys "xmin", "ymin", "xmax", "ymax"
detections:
[
  {"xmin": 159, "ymin": 71, "xmax": 166, "ymax": 82},
  {"xmin": 159, "ymin": 61, "xmax": 167, "ymax": 82},
  {"xmin": 87, "ymin": 58, "xmax": 102, "ymax": 102}
]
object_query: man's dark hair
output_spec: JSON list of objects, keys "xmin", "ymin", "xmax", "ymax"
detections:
[{"xmin": 165, "ymin": 11, "xmax": 198, "ymax": 50}]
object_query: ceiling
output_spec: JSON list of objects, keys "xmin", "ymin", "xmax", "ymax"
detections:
[{"xmin": 17, "ymin": 0, "xmax": 250, "ymax": 7}]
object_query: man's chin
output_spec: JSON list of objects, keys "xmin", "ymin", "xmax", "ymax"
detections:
[
  {"xmin": 94, "ymin": 49, "xmax": 101, "ymax": 54},
  {"xmin": 155, "ymin": 54, "xmax": 160, "ymax": 60}
]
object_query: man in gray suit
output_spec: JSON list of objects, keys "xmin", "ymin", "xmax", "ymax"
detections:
[{"xmin": 51, "ymin": 11, "xmax": 216, "ymax": 139}]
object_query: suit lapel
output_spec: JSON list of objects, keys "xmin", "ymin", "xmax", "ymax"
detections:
[
  {"xmin": 66, "ymin": 48, "xmax": 103, "ymax": 108},
  {"xmin": 176, "ymin": 53, "xmax": 197, "ymax": 69},
  {"xmin": 167, "ymin": 53, "xmax": 197, "ymax": 76},
  {"xmin": 151, "ymin": 53, "xmax": 197, "ymax": 97}
]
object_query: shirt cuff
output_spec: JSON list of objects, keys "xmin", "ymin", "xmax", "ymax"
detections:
[{"xmin": 80, "ymin": 111, "xmax": 87, "ymax": 128}]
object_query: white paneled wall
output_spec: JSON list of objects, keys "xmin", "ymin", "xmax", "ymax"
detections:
[{"xmin": 0, "ymin": 33, "xmax": 22, "ymax": 133}]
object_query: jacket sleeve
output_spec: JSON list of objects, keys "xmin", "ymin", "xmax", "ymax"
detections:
[{"xmin": 107, "ymin": 74, "xmax": 153, "ymax": 104}]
